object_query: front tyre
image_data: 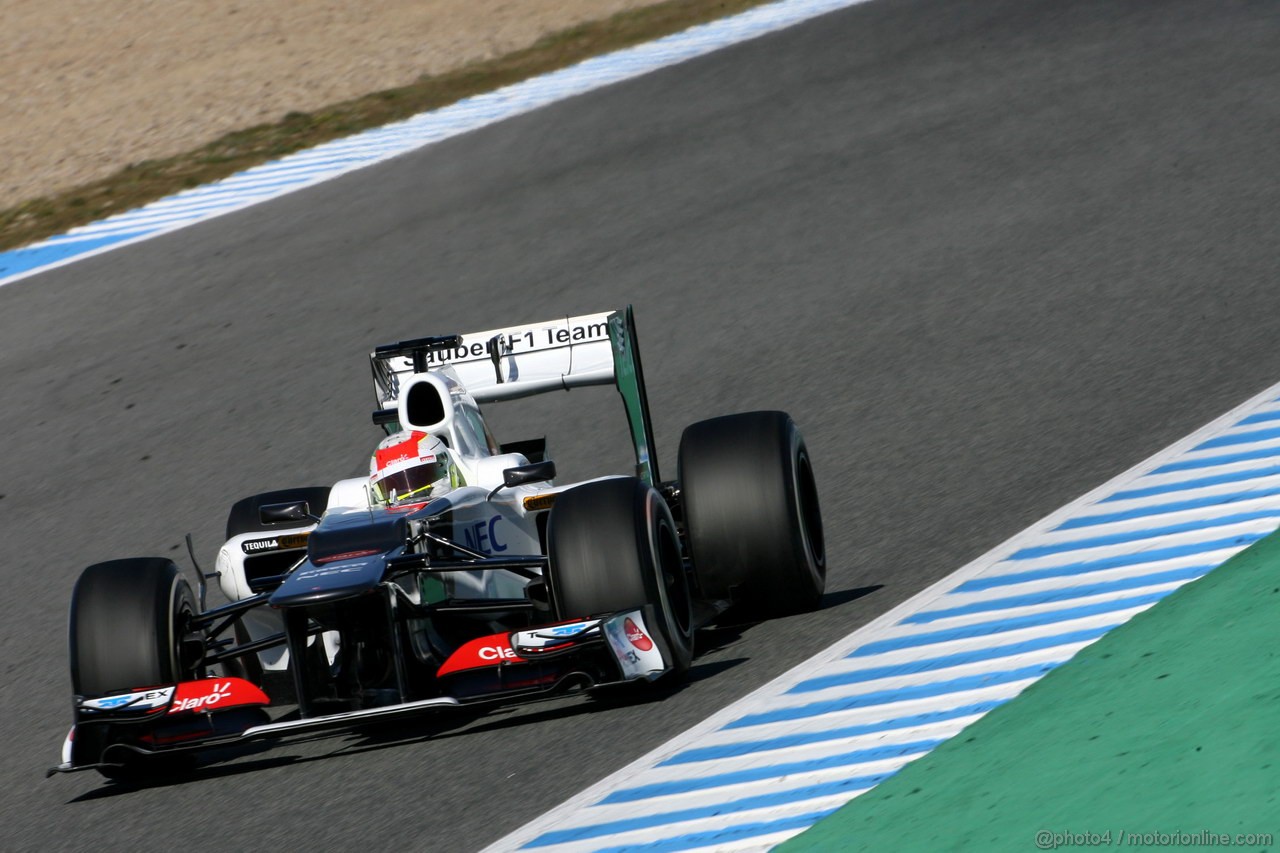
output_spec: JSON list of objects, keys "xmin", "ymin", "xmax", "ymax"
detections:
[
  {"xmin": 678, "ymin": 411, "xmax": 826, "ymax": 619},
  {"xmin": 546, "ymin": 477, "xmax": 694, "ymax": 679},
  {"xmin": 70, "ymin": 558, "xmax": 200, "ymax": 696}
]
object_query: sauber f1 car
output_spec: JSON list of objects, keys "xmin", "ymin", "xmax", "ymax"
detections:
[{"xmin": 53, "ymin": 308, "xmax": 825, "ymax": 780}]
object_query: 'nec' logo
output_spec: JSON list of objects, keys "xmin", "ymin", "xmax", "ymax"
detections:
[{"xmin": 462, "ymin": 515, "xmax": 508, "ymax": 554}]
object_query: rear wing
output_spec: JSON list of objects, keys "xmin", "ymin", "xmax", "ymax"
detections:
[{"xmin": 370, "ymin": 307, "xmax": 660, "ymax": 484}]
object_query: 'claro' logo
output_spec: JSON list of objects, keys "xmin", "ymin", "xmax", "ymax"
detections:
[
  {"xmin": 624, "ymin": 617, "xmax": 654, "ymax": 652},
  {"xmin": 169, "ymin": 681, "xmax": 233, "ymax": 714},
  {"xmin": 437, "ymin": 634, "xmax": 529, "ymax": 677},
  {"xmin": 165, "ymin": 678, "xmax": 269, "ymax": 715}
]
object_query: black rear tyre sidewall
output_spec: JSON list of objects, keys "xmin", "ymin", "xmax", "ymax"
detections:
[
  {"xmin": 678, "ymin": 411, "xmax": 826, "ymax": 618},
  {"xmin": 546, "ymin": 477, "xmax": 694, "ymax": 677}
]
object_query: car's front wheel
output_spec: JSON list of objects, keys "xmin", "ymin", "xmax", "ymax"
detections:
[{"xmin": 546, "ymin": 477, "xmax": 694, "ymax": 680}]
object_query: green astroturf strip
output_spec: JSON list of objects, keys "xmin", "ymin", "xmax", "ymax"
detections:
[{"xmin": 779, "ymin": 532, "xmax": 1280, "ymax": 852}]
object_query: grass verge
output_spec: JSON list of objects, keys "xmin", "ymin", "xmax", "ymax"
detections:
[{"xmin": 0, "ymin": 0, "xmax": 775, "ymax": 251}]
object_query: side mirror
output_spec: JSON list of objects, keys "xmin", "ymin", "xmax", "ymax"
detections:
[
  {"xmin": 504, "ymin": 460, "xmax": 557, "ymax": 488},
  {"xmin": 489, "ymin": 460, "xmax": 557, "ymax": 499},
  {"xmin": 259, "ymin": 501, "xmax": 320, "ymax": 525}
]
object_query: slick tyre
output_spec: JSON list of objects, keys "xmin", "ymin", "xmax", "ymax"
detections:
[
  {"xmin": 678, "ymin": 411, "xmax": 826, "ymax": 619},
  {"xmin": 70, "ymin": 558, "xmax": 199, "ymax": 696},
  {"xmin": 547, "ymin": 477, "xmax": 694, "ymax": 679},
  {"xmin": 225, "ymin": 486, "xmax": 330, "ymax": 539}
]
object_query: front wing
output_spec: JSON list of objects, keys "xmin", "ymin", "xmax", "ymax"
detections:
[{"xmin": 51, "ymin": 609, "xmax": 669, "ymax": 777}]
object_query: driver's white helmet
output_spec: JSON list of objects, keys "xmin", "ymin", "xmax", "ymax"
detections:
[{"xmin": 370, "ymin": 430, "xmax": 456, "ymax": 506}]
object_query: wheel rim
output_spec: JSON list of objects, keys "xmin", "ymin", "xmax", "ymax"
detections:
[
  {"xmin": 168, "ymin": 580, "xmax": 201, "ymax": 681},
  {"xmin": 794, "ymin": 449, "xmax": 826, "ymax": 578}
]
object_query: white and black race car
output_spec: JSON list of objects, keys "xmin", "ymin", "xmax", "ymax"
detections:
[{"xmin": 53, "ymin": 307, "xmax": 825, "ymax": 780}]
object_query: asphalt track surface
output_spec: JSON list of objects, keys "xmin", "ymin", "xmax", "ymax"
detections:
[{"xmin": 1, "ymin": 0, "xmax": 1276, "ymax": 849}]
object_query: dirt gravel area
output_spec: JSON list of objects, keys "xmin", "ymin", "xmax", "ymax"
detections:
[{"xmin": 2, "ymin": 0, "xmax": 669, "ymax": 210}]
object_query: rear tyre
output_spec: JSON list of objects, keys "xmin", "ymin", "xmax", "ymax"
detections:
[
  {"xmin": 69, "ymin": 558, "xmax": 201, "ymax": 779},
  {"xmin": 678, "ymin": 411, "xmax": 826, "ymax": 619},
  {"xmin": 547, "ymin": 477, "xmax": 694, "ymax": 679},
  {"xmin": 225, "ymin": 486, "xmax": 330, "ymax": 539}
]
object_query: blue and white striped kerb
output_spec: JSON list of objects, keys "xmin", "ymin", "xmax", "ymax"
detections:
[
  {"xmin": 486, "ymin": 380, "xmax": 1280, "ymax": 852},
  {"xmin": 0, "ymin": 0, "xmax": 877, "ymax": 288}
]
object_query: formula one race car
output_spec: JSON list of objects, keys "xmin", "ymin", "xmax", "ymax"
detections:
[{"xmin": 53, "ymin": 307, "xmax": 825, "ymax": 780}]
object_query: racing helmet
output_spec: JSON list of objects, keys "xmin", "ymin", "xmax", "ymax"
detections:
[{"xmin": 370, "ymin": 430, "xmax": 456, "ymax": 506}]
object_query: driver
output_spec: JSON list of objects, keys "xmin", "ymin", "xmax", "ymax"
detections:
[{"xmin": 369, "ymin": 430, "xmax": 460, "ymax": 507}]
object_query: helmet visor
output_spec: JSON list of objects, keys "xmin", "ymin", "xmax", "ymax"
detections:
[{"xmin": 374, "ymin": 460, "xmax": 448, "ymax": 505}]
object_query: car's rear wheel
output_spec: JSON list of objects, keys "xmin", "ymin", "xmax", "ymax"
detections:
[
  {"xmin": 678, "ymin": 410, "xmax": 826, "ymax": 619},
  {"xmin": 69, "ymin": 558, "xmax": 201, "ymax": 779},
  {"xmin": 546, "ymin": 477, "xmax": 694, "ymax": 680},
  {"xmin": 225, "ymin": 486, "xmax": 330, "ymax": 539}
]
